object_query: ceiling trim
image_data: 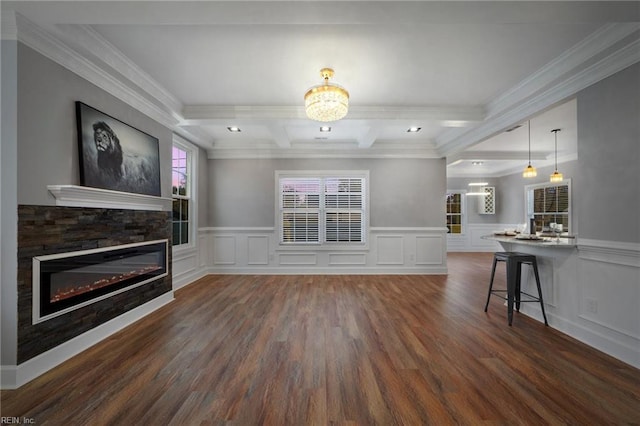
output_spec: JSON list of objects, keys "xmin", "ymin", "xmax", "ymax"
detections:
[
  {"xmin": 486, "ymin": 23, "xmax": 640, "ymax": 120},
  {"xmin": 208, "ymin": 140, "xmax": 440, "ymax": 160},
  {"xmin": 182, "ymin": 105, "xmax": 485, "ymax": 122},
  {"xmin": 14, "ymin": 13, "xmax": 181, "ymax": 131},
  {"xmin": 447, "ymin": 150, "xmax": 548, "ymax": 163},
  {"xmin": 8, "ymin": 10, "xmax": 639, "ymax": 160},
  {"xmin": 57, "ymin": 24, "xmax": 184, "ymax": 115},
  {"xmin": 437, "ymin": 24, "xmax": 640, "ymax": 159}
]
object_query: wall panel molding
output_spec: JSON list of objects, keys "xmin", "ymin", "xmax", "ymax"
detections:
[{"xmin": 197, "ymin": 227, "xmax": 447, "ymax": 274}]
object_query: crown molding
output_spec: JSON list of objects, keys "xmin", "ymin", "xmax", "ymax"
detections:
[
  {"xmin": 437, "ymin": 23, "xmax": 640, "ymax": 158},
  {"xmin": 448, "ymin": 150, "xmax": 548, "ymax": 163},
  {"xmin": 183, "ymin": 104, "xmax": 484, "ymax": 123},
  {"xmin": 14, "ymin": 14, "xmax": 180, "ymax": 131},
  {"xmin": 486, "ymin": 23, "xmax": 640, "ymax": 120},
  {"xmin": 207, "ymin": 139, "xmax": 440, "ymax": 160},
  {"xmin": 57, "ymin": 24, "xmax": 184, "ymax": 115}
]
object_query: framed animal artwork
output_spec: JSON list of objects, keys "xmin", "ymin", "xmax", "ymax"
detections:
[{"xmin": 76, "ymin": 101, "xmax": 161, "ymax": 197}]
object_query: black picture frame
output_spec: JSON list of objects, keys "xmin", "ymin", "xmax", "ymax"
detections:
[{"xmin": 76, "ymin": 101, "xmax": 161, "ymax": 197}]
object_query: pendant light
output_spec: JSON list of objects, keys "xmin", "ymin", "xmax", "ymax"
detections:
[
  {"xmin": 522, "ymin": 120, "xmax": 537, "ymax": 178},
  {"xmin": 550, "ymin": 128, "xmax": 563, "ymax": 182}
]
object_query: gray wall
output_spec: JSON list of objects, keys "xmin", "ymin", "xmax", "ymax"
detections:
[
  {"xmin": 494, "ymin": 160, "xmax": 580, "ymax": 225},
  {"xmin": 446, "ymin": 177, "xmax": 501, "ymax": 224},
  {"xmin": 576, "ymin": 63, "xmax": 640, "ymax": 243},
  {"xmin": 494, "ymin": 63, "xmax": 639, "ymax": 242},
  {"xmin": 17, "ymin": 44, "xmax": 174, "ymax": 204},
  {"xmin": 208, "ymin": 158, "xmax": 446, "ymax": 228},
  {"xmin": 197, "ymin": 144, "xmax": 210, "ymax": 228},
  {"xmin": 2, "ymin": 39, "xmax": 19, "ymax": 366}
]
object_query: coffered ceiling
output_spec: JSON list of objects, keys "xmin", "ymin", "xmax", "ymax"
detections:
[{"xmin": 2, "ymin": 1, "xmax": 639, "ymax": 176}]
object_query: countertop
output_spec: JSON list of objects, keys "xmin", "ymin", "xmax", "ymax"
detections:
[{"xmin": 481, "ymin": 234, "xmax": 577, "ymax": 248}]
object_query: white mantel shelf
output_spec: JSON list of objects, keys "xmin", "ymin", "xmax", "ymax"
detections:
[{"xmin": 48, "ymin": 185, "xmax": 172, "ymax": 211}]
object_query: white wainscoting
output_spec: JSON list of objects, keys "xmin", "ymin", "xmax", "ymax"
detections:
[
  {"xmin": 499, "ymin": 238, "xmax": 640, "ymax": 369},
  {"xmin": 198, "ymin": 227, "xmax": 448, "ymax": 274},
  {"xmin": 446, "ymin": 223, "xmax": 512, "ymax": 252},
  {"xmin": 172, "ymin": 245, "xmax": 207, "ymax": 290}
]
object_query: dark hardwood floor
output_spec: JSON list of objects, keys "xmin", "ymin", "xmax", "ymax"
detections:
[{"xmin": 2, "ymin": 252, "xmax": 639, "ymax": 424}]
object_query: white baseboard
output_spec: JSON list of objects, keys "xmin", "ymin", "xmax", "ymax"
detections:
[
  {"xmin": 519, "ymin": 305, "xmax": 640, "ymax": 369},
  {"xmin": 172, "ymin": 268, "xmax": 208, "ymax": 290},
  {"xmin": 204, "ymin": 266, "xmax": 448, "ymax": 275},
  {"xmin": 1, "ymin": 292, "xmax": 174, "ymax": 389}
]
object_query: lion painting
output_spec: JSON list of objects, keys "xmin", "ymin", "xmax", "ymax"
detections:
[
  {"xmin": 93, "ymin": 121, "xmax": 124, "ymax": 182},
  {"xmin": 77, "ymin": 102, "xmax": 161, "ymax": 197}
]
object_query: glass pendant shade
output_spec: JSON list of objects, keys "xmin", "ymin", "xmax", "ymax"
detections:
[
  {"xmin": 550, "ymin": 171, "xmax": 564, "ymax": 182},
  {"xmin": 523, "ymin": 164, "xmax": 537, "ymax": 178},
  {"xmin": 305, "ymin": 68, "xmax": 349, "ymax": 122}
]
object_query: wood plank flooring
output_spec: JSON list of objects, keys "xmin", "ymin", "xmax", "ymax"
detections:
[{"xmin": 2, "ymin": 252, "xmax": 639, "ymax": 424}]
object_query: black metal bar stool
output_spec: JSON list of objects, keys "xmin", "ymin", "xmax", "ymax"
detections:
[{"xmin": 484, "ymin": 251, "xmax": 549, "ymax": 326}]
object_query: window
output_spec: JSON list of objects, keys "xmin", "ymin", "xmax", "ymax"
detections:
[
  {"xmin": 172, "ymin": 138, "xmax": 196, "ymax": 247},
  {"xmin": 277, "ymin": 172, "xmax": 367, "ymax": 245},
  {"xmin": 446, "ymin": 191, "xmax": 464, "ymax": 234},
  {"xmin": 526, "ymin": 180, "xmax": 571, "ymax": 233}
]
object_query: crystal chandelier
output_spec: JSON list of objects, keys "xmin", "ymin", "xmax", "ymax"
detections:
[{"xmin": 304, "ymin": 68, "xmax": 349, "ymax": 122}]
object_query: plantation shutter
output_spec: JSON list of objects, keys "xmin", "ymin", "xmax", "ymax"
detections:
[
  {"xmin": 532, "ymin": 183, "xmax": 570, "ymax": 231},
  {"xmin": 280, "ymin": 178, "xmax": 321, "ymax": 243},
  {"xmin": 324, "ymin": 177, "xmax": 364, "ymax": 242},
  {"xmin": 278, "ymin": 174, "xmax": 366, "ymax": 245}
]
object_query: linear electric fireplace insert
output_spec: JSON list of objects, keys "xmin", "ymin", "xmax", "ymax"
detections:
[{"xmin": 33, "ymin": 239, "xmax": 168, "ymax": 324}]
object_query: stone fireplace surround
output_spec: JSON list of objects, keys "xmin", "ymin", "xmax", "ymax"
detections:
[{"xmin": 17, "ymin": 199, "xmax": 172, "ymax": 364}]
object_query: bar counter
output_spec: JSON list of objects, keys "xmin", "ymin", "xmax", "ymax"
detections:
[
  {"xmin": 481, "ymin": 234, "xmax": 577, "ymax": 249},
  {"xmin": 480, "ymin": 233, "xmax": 578, "ymax": 326}
]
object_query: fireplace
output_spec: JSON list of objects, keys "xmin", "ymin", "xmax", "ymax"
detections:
[{"xmin": 33, "ymin": 239, "xmax": 168, "ymax": 324}]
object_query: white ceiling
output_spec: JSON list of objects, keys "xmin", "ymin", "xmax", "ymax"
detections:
[{"xmin": 3, "ymin": 1, "xmax": 639, "ymax": 176}]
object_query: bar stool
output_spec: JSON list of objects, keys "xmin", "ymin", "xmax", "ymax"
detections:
[{"xmin": 484, "ymin": 252, "xmax": 549, "ymax": 326}]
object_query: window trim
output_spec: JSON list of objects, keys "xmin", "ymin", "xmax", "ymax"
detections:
[
  {"xmin": 275, "ymin": 170, "xmax": 370, "ymax": 251},
  {"xmin": 446, "ymin": 189, "xmax": 467, "ymax": 236},
  {"xmin": 172, "ymin": 135, "xmax": 198, "ymax": 252},
  {"xmin": 524, "ymin": 179, "xmax": 572, "ymax": 233}
]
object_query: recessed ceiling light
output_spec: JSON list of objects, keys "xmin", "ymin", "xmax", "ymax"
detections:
[
  {"xmin": 407, "ymin": 127, "xmax": 421, "ymax": 133},
  {"xmin": 472, "ymin": 161, "xmax": 483, "ymax": 166},
  {"xmin": 227, "ymin": 126, "xmax": 241, "ymax": 132},
  {"xmin": 320, "ymin": 126, "xmax": 331, "ymax": 132}
]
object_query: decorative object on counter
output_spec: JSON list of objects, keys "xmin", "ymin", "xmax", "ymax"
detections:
[
  {"xmin": 515, "ymin": 234, "xmax": 543, "ymax": 240},
  {"xmin": 493, "ymin": 230, "xmax": 517, "ymax": 236},
  {"xmin": 550, "ymin": 128, "xmax": 564, "ymax": 182},
  {"xmin": 76, "ymin": 102, "xmax": 161, "ymax": 197},
  {"xmin": 522, "ymin": 120, "xmax": 537, "ymax": 178},
  {"xmin": 304, "ymin": 68, "xmax": 349, "ymax": 122}
]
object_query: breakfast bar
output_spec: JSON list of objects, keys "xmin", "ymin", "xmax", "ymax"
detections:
[
  {"xmin": 481, "ymin": 233, "xmax": 577, "ymax": 250},
  {"xmin": 481, "ymin": 233, "xmax": 578, "ymax": 325}
]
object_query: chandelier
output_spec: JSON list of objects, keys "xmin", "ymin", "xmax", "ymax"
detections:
[{"xmin": 304, "ymin": 68, "xmax": 349, "ymax": 122}]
